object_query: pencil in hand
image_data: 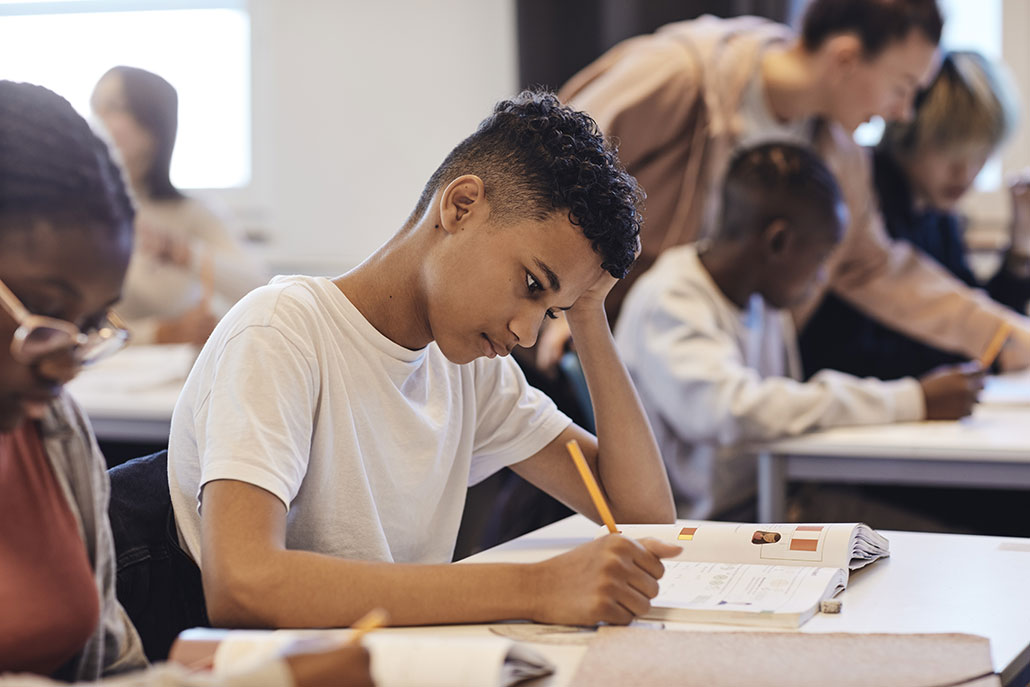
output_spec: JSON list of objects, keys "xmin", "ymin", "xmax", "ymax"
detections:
[
  {"xmin": 347, "ymin": 607, "xmax": 389, "ymax": 646},
  {"xmin": 566, "ymin": 439, "xmax": 619, "ymax": 534},
  {"xmin": 979, "ymin": 321, "xmax": 1013, "ymax": 368}
]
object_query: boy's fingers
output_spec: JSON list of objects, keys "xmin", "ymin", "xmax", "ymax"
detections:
[{"xmin": 638, "ymin": 537, "xmax": 683, "ymax": 559}]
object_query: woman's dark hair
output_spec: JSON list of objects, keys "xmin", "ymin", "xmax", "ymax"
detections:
[
  {"xmin": 801, "ymin": 0, "xmax": 943, "ymax": 58},
  {"xmin": 100, "ymin": 65, "xmax": 183, "ymax": 200},
  {"xmin": 407, "ymin": 90, "xmax": 643, "ymax": 279},
  {"xmin": 718, "ymin": 142, "xmax": 844, "ymax": 242},
  {"xmin": 0, "ymin": 80, "xmax": 134, "ymax": 238}
]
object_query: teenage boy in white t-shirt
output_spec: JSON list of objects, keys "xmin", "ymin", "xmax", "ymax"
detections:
[{"xmin": 168, "ymin": 91, "xmax": 679, "ymax": 629}]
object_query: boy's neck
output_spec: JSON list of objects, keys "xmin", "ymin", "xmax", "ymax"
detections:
[
  {"xmin": 696, "ymin": 240, "xmax": 759, "ymax": 310},
  {"xmin": 332, "ymin": 226, "xmax": 434, "ymax": 351},
  {"xmin": 760, "ymin": 43, "xmax": 825, "ymax": 124}
]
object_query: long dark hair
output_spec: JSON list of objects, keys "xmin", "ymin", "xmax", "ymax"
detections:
[{"xmin": 101, "ymin": 65, "xmax": 184, "ymax": 200}]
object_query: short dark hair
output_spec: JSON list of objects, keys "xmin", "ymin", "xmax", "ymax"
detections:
[
  {"xmin": 407, "ymin": 90, "xmax": 643, "ymax": 279},
  {"xmin": 0, "ymin": 80, "xmax": 134, "ymax": 238},
  {"xmin": 801, "ymin": 0, "xmax": 943, "ymax": 58},
  {"xmin": 718, "ymin": 142, "xmax": 844, "ymax": 242},
  {"xmin": 98, "ymin": 65, "xmax": 183, "ymax": 200}
]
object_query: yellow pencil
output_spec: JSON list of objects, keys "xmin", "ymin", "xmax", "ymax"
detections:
[
  {"xmin": 347, "ymin": 607, "xmax": 389, "ymax": 646},
  {"xmin": 980, "ymin": 321, "xmax": 1013, "ymax": 368},
  {"xmin": 566, "ymin": 439, "xmax": 618, "ymax": 534}
]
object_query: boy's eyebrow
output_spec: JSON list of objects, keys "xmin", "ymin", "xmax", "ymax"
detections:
[{"xmin": 534, "ymin": 258, "xmax": 561, "ymax": 292}]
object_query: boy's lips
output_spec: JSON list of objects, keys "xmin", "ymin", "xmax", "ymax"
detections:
[{"xmin": 480, "ymin": 334, "xmax": 509, "ymax": 358}]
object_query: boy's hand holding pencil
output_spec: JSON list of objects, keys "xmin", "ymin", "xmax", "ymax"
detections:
[{"xmin": 521, "ymin": 441, "xmax": 681, "ymax": 627}]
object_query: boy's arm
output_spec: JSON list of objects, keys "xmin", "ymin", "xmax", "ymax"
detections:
[
  {"xmin": 509, "ymin": 272, "xmax": 676, "ymax": 525},
  {"xmin": 200, "ymin": 479, "xmax": 678, "ymax": 628}
]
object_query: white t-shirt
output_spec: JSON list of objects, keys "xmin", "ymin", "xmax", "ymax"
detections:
[
  {"xmin": 168, "ymin": 275, "xmax": 571, "ymax": 565},
  {"xmin": 734, "ymin": 60, "xmax": 813, "ymax": 151}
]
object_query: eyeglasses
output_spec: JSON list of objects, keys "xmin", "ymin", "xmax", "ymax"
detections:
[{"xmin": 0, "ymin": 276, "xmax": 130, "ymax": 366}]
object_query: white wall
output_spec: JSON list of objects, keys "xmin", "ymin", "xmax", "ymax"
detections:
[{"xmin": 215, "ymin": 0, "xmax": 518, "ymax": 275}]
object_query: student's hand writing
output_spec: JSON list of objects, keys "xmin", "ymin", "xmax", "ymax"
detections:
[
  {"xmin": 284, "ymin": 644, "xmax": 374, "ymax": 687},
  {"xmin": 527, "ymin": 535, "xmax": 681, "ymax": 626},
  {"xmin": 918, "ymin": 362, "xmax": 985, "ymax": 420}
]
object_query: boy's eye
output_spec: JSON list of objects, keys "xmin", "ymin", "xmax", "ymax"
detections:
[
  {"xmin": 526, "ymin": 271, "xmax": 543, "ymax": 293},
  {"xmin": 544, "ymin": 309, "xmax": 559, "ymax": 320}
]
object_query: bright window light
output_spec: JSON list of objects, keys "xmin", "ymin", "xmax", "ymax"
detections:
[{"xmin": 0, "ymin": 2, "xmax": 250, "ymax": 190}]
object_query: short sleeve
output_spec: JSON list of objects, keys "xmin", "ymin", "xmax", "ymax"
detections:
[
  {"xmin": 468, "ymin": 356, "xmax": 572, "ymax": 486},
  {"xmin": 194, "ymin": 324, "xmax": 318, "ymax": 511}
]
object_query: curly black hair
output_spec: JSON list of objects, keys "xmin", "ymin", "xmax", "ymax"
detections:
[
  {"xmin": 719, "ymin": 142, "xmax": 845, "ymax": 242},
  {"xmin": 0, "ymin": 80, "xmax": 134, "ymax": 239},
  {"xmin": 407, "ymin": 90, "xmax": 643, "ymax": 279}
]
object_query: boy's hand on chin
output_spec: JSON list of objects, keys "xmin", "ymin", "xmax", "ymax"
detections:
[{"xmin": 569, "ymin": 270, "xmax": 619, "ymax": 316}]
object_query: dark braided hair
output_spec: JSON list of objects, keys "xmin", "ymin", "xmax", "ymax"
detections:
[
  {"xmin": 0, "ymin": 80, "xmax": 134, "ymax": 239},
  {"xmin": 407, "ymin": 90, "xmax": 643, "ymax": 279},
  {"xmin": 718, "ymin": 142, "xmax": 844, "ymax": 242}
]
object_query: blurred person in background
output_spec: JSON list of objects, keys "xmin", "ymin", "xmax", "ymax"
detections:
[
  {"xmin": 91, "ymin": 66, "xmax": 265, "ymax": 346},
  {"xmin": 802, "ymin": 51, "xmax": 1030, "ymax": 380}
]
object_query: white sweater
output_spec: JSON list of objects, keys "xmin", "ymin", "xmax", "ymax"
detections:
[{"xmin": 614, "ymin": 244, "xmax": 924, "ymax": 519}]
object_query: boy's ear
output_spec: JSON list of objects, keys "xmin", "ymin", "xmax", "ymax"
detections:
[
  {"xmin": 438, "ymin": 175, "xmax": 488, "ymax": 235},
  {"xmin": 763, "ymin": 218, "xmax": 791, "ymax": 258}
]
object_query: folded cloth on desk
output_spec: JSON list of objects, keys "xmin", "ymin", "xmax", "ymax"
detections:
[
  {"xmin": 570, "ymin": 628, "xmax": 998, "ymax": 687},
  {"xmin": 202, "ymin": 628, "xmax": 554, "ymax": 687}
]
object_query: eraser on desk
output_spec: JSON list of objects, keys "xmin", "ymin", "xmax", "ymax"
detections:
[{"xmin": 820, "ymin": 599, "xmax": 842, "ymax": 614}]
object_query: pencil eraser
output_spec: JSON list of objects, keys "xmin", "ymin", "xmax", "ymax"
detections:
[{"xmin": 819, "ymin": 599, "xmax": 842, "ymax": 614}]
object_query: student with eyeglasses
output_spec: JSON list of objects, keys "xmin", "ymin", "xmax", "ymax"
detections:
[{"xmin": 0, "ymin": 80, "xmax": 372, "ymax": 686}]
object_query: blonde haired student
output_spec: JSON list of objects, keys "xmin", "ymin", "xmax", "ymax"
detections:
[
  {"xmin": 615, "ymin": 142, "xmax": 983, "ymax": 521},
  {"xmin": 803, "ymin": 51, "xmax": 1030, "ymax": 380},
  {"xmin": 167, "ymin": 91, "xmax": 678, "ymax": 630}
]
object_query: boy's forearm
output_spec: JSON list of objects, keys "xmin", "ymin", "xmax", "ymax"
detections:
[
  {"xmin": 566, "ymin": 308, "xmax": 675, "ymax": 523},
  {"xmin": 208, "ymin": 548, "xmax": 539, "ymax": 628}
]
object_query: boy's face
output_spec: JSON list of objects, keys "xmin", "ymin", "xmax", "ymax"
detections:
[
  {"xmin": 426, "ymin": 207, "xmax": 605, "ymax": 365},
  {"xmin": 757, "ymin": 213, "xmax": 844, "ymax": 310},
  {"xmin": 824, "ymin": 30, "xmax": 938, "ymax": 132}
]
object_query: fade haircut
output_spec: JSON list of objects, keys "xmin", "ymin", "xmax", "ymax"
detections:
[
  {"xmin": 406, "ymin": 90, "xmax": 643, "ymax": 279},
  {"xmin": 802, "ymin": 0, "xmax": 943, "ymax": 58},
  {"xmin": 0, "ymin": 80, "xmax": 134, "ymax": 240},
  {"xmin": 880, "ymin": 51, "xmax": 1020, "ymax": 157},
  {"xmin": 717, "ymin": 142, "xmax": 844, "ymax": 243}
]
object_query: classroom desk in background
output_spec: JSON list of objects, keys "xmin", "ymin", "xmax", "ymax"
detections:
[
  {"xmin": 65, "ymin": 344, "xmax": 190, "ymax": 444},
  {"xmin": 753, "ymin": 371, "xmax": 1030, "ymax": 523},
  {"xmin": 465, "ymin": 515, "xmax": 1030, "ymax": 686},
  {"xmin": 754, "ymin": 403, "xmax": 1030, "ymax": 524}
]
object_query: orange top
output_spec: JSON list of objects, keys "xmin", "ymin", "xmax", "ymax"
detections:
[{"xmin": 0, "ymin": 421, "xmax": 100, "ymax": 676}]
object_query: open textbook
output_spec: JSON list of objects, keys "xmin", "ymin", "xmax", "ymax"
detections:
[
  {"xmin": 171, "ymin": 628, "xmax": 554, "ymax": 687},
  {"xmin": 608, "ymin": 522, "xmax": 890, "ymax": 629}
]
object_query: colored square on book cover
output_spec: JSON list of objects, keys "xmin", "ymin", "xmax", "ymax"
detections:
[
  {"xmin": 790, "ymin": 538, "xmax": 819, "ymax": 551},
  {"xmin": 678, "ymin": 527, "xmax": 697, "ymax": 541},
  {"xmin": 795, "ymin": 526, "xmax": 824, "ymax": 532}
]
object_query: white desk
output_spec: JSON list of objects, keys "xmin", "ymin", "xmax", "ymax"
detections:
[
  {"xmin": 465, "ymin": 515, "xmax": 1030, "ymax": 686},
  {"xmin": 65, "ymin": 344, "xmax": 190, "ymax": 442},
  {"xmin": 755, "ymin": 403, "xmax": 1030, "ymax": 523}
]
